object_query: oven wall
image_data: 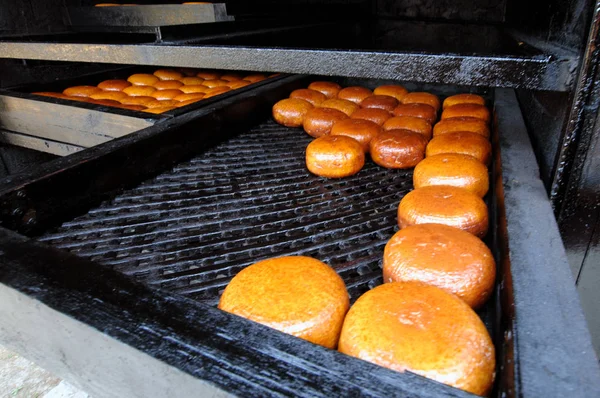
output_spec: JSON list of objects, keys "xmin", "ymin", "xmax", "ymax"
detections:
[
  {"xmin": 0, "ymin": 147, "xmax": 56, "ymax": 179},
  {"xmin": 0, "ymin": 0, "xmax": 70, "ymax": 37},
  {"xmin": 373, "ymin": 0, "xmax": 506, "ymax": 22},
  {"xmin": 504, "ymin": 0, "xmax": 593, "ymax": 192},
  {"xmin": 505, "ymin": 0, "xmax": 600, "ymax": 356},
  {"xmin": 563, "ymin": 107, "xmax": 600, "ymax": 355}
]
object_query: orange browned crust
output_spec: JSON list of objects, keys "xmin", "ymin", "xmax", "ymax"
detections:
[
  {"xmin": 153, "ymin": 80, "xmax": 184, "ymax": 90},
  {"xmin": 413, "ymin": 153, "xmax": 489, "ymax": 197},
  {"xmin": 398, "ymin": 185, "xmax": 489, "ymax": 238},
  {"xmin": 392, "ymin": 103, "xmax": 437, "ymax": 124},
  {"xmin": 290, "ymin": 89, "xmax": 328, "ymax": 106},
  {"xmin": 383, "ymin": 224, "xmax": 496, "ymax": 308},
  {"xmin": 127, "ymin": 73, "xmax": 159, "ymax": 86},
  {"xmin": 330, "ymin": 119, "xmax": 382, "ymax": 152},
  {"xmin": 383, "ymin": 116, "xmax": 432, "ymax": 140},
  {"xmin": 338, "ymin": 282, "xmax": 495, "ymax": 395},
  {"xmin": 123, "ymin": 85, "xmax": 157, "ymax": 97},
  {"xmin": 97, "ymin": 79, "xmax": 131, "ymax": 91},
  {"xmin": 442, "ymin": 104, "xmax": 490, "ymax": 123},
  {"xmin": 272, "ymin": 98, "xmax": 314, "ymax": 128},
  {"xmin": 320, "ymin": 98, "xmax": 360, "ymax": 116},
  {"xmin": 350, "ymin": 108, "xmax": 392, "ymax": 126},
  {"xmin": 402, "ymin": 92, "xmax": 441, "ymax": 112},
  {"xmin": 306, "ymin": 135, "xmax": 365, "ymax": 178},
  {"xmin": 153, "ymin": 69, "xmax": 184, "ymax": 81},
  {"xmin": 338, "ymin": 86, "xmax": 373, "ymax": 104},
  {"xmin": 308, "ymin": 81, "xmax": 342, "ymax": 99},
  {"xmin": 219, "ymin": 256, "xmax": 350, "ymax": 349},
  {"xmin": 373, "ymin": 85, "xmax": 408, "ymax": 102},
  {"xmin": 303, "ymin": 107, "xmax": 349, "ymax": 138},
  {"xmin": 433, "ymin": 117, "xmax": 490, "ymax": 139},
  {"xmin": 62, "ymin": 86, "xmax": 102, "ymax": 98},
  {"xmin": 370, "ymin": 129, "xmax": 428, "ymax": 169},
  {"xmin": 443, "ymin": 94, "xmax": 485, "ymax": 109},
  {"xmin": 360, "ymin": 95, "xmax": 399, "ymax": 112},
  {"xmin": 426, "ymin": 131, "xmax": 492, "ymax": 165}
]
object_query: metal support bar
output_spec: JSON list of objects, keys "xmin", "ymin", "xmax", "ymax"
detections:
[{"xmin": 0, "ymin": 42, "xmax": 577, "ymax": 91}]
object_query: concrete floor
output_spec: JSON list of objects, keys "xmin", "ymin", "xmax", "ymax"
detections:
[{"xmin": 0, "ymin": 346, "xmax": 88, "ymax": 398}]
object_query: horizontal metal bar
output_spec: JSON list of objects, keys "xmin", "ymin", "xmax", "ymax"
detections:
[{"xmin": 0, "ymin": 42, "xmax": 577, "ymax": 91}]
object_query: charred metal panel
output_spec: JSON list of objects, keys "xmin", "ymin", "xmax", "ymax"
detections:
[
  {"xmin": 375, "ymin": 0, "xmax": 507, "ymax": 22},
  {"xmin": 0, "ymin": 0, "xmax": 68, "ymax": 36},
  {"xmin": 0, "ymin": 42, "xmax": 577, "ymax": 91},
  {"xmin": 515, "ymin": 90, "xmax": 572, "ymax": 190},
  {"xmin": 506, "ymin": 0, "xmax": 593, "ymax": 51}
]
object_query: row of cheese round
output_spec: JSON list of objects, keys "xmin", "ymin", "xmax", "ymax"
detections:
[
  {"xmin": 219, "ymin": 253, "xmax": 495, "ymax": 396},
  {"xmin": 272, "ymin": 82, "xmax": 490, "ymax": 176},
  {"xmin": 32, "ymin": 68, "xmax": 270, "ymax": 114},
  {"xmin": 272, "ymin": 82, "xmax": 494, "ymax": 300},
  {"xmin": 261, "ymin": 84, "xmax": 497, "ymax": 394}
]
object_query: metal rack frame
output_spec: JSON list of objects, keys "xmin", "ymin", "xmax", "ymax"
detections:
[
  {"xmin": 0, "ymin": 2, "xmax": 599, "ymax": 395},
  {"xmin": 0, "ymin": 76, "xmax": 597, "ymax": 397}
]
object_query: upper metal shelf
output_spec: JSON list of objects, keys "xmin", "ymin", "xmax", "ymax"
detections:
[{"xmin": 0, "ymin": 20, "xmax": 578, "ymax": 92}]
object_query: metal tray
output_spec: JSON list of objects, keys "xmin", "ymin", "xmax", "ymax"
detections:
[
  {"xmin": 0, "ymin": 74, "xmax": 505, "ymax": 395},
  {"xmin": 0, "ymin": 75, "xmax": 597, "ymax": 397},
  {"xmin": 66, "ymin": 3, "xmax": 234, "ymax": 39},
  {"xmin": 0, "ymin": 66, "xmax": 283, "ymax": 155}
]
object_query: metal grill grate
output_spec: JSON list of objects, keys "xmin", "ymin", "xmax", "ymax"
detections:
[{"xmin": 39, "ymin": 120, "xmax": 417, "ymax": 306}]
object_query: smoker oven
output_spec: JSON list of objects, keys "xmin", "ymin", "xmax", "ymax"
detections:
[{"xmin": 0, "ymin": 1, "xmax": 599, "ymax": 397}]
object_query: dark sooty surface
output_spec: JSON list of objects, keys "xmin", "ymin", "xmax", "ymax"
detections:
[{"xmin": 39, "ymin": 120, "xmax": 417, "ymax": 306}]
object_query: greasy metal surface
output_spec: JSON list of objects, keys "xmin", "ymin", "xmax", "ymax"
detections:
[
  {"xmin": 0, "ymin": 227, "xmax": 472, "ymax": 398},
  {"xmin": 0, "ymin": 0, "xmax": 68, "ymax": 37},
  {"xmin": 494, "ymin": 88, "xmax": 600, "ymax": 397},
  {"xmin": 557, "ymin": 44, "xmax": 600, "ymax": 352},
  {"xmin": 375, "ymin": 0, "xmax": 506, "ymax": 22},
  {"xmin": 505, "ymin": 0, "xmax": 593, "ymax": 52},
  {"xmin": 37, "ymin": 122, "xmax": 411, "ymax": 306},
  {"xmin": 550, "ymin": 2, "xmax": 600, "ymax": 340},
  {"xmin": 576, "ymin": 211, "xmax": 600, "ymax": 355},
  {"xmin": 514, "ymin": 90, "xmax": 571, "ymax": 191},
  {"xmin": 0, "ymin": 60, "xmax": 127, "ymax": 89},
  {"xmin": 66, "ymin": 4, "xmax": 233, "ymax": 28},
  {"xmin": 0, "ymin": 145, "xmax": 55, "ymax": 177},
  {"xmin": 551, "ymin": 1, "xmax": 600, "ymax": 210},
  {"xmin": 372, "ymin": 21, "xmax": 506, "ymax": 54},
  {"xmin": 0, "ymin": 42, "xmax": 576, "ymax": 91}
]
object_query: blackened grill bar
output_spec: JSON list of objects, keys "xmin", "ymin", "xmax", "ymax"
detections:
[{"xmin": 36, "ymin": 123, "xmax": 413, "ymax": 306}]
